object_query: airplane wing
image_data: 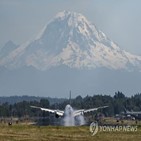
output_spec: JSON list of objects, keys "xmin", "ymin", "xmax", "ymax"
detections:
[
  {"xmin": 74, "ymin": 106, "xmax": 108, "ymax": 117},
  {"xmin": 30, "ymin": 106, "xmax": 64, "ymax": 117}
]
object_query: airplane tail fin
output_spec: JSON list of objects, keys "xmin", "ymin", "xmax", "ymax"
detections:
[
  {"xmin": 69, "ymin": 90, "xmax": 71, "ymax": 105},
  {"xmin": 123, "ymin": 107, "xmax": 130, "ymax": 113},
  {"xmin": 123, "ymin": 107, "xmax": 127, "ymax": 113}
]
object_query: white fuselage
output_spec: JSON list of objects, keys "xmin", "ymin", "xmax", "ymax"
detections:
[{"xmin": 64, "ymin": 104, "xmax": 74, "ymax": 116}]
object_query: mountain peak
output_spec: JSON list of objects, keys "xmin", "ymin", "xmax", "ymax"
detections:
[
  {"xmin": 0, "ymin": 40, "xmax": 18, "ymax": 59},
  {"xmin": 54, "ymin": 11, "xmax": 90, "ymax": 29},
  {"xmin": 56, "ymin": 10, "xmax": 84, "ymax": 19},
  {"xmin": 4, "ymin": 40, "xmax": 17, "ymax": 48},
  {"xmin": 55, "ymin": 10, "xmax": 73, "ymax": 18}
]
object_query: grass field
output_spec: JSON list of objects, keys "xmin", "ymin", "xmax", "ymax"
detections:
[{"xmin": 0, "ymin": 124, "xmax": 141, "ymax": 141}]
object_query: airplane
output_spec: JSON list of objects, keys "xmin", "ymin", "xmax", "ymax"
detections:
[
  {"xmin": 122, "ymin": 109, "xmax": 141, "ymax": 120},
  {"xmin": 30, "ymin": 104, "xmax": 108, "ymax": 118},
  {"xmin": 30, "ymin": 92, "xmax": 108, "ymax": 119}
]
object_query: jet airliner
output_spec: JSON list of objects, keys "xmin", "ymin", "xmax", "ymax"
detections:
[
  {"xmin": 31, "ymin": 104, "xmax": 108, "ymax": 118},
  {"xmin": 31, "ymin": 93, "xmax": 108, "ymax": 119},
  {"xmin": 122, "ymin": 109, "xmax": 141, "ymax": 120}
]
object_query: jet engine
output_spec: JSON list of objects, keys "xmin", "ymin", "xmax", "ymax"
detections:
[{"xmin": 55, "ymin": 113, "xmax": 60, "ymax": 118}]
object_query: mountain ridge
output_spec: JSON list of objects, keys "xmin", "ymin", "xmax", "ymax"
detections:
[{"xmin": 0, "ymin": 95, "xmax": 66, "ymax": 105}]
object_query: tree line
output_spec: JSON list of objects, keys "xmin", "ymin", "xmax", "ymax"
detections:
[{"xmin": 0, "ymin": 91, "xmax": 141, "ymax": 118}]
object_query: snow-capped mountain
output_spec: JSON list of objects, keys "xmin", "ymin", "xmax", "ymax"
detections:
[{"xmin": 1, "ymin": 11, "xmax": 141, "ymax": 71}]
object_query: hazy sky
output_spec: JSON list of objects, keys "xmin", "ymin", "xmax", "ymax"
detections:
[{"xmin": 0, "ymin": 0, "xmax": 141, "ymax": 55}]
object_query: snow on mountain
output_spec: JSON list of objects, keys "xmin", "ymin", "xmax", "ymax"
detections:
[{"xmin": 0, "ymin": 11, "xmax": 141, "ymax": 71}]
